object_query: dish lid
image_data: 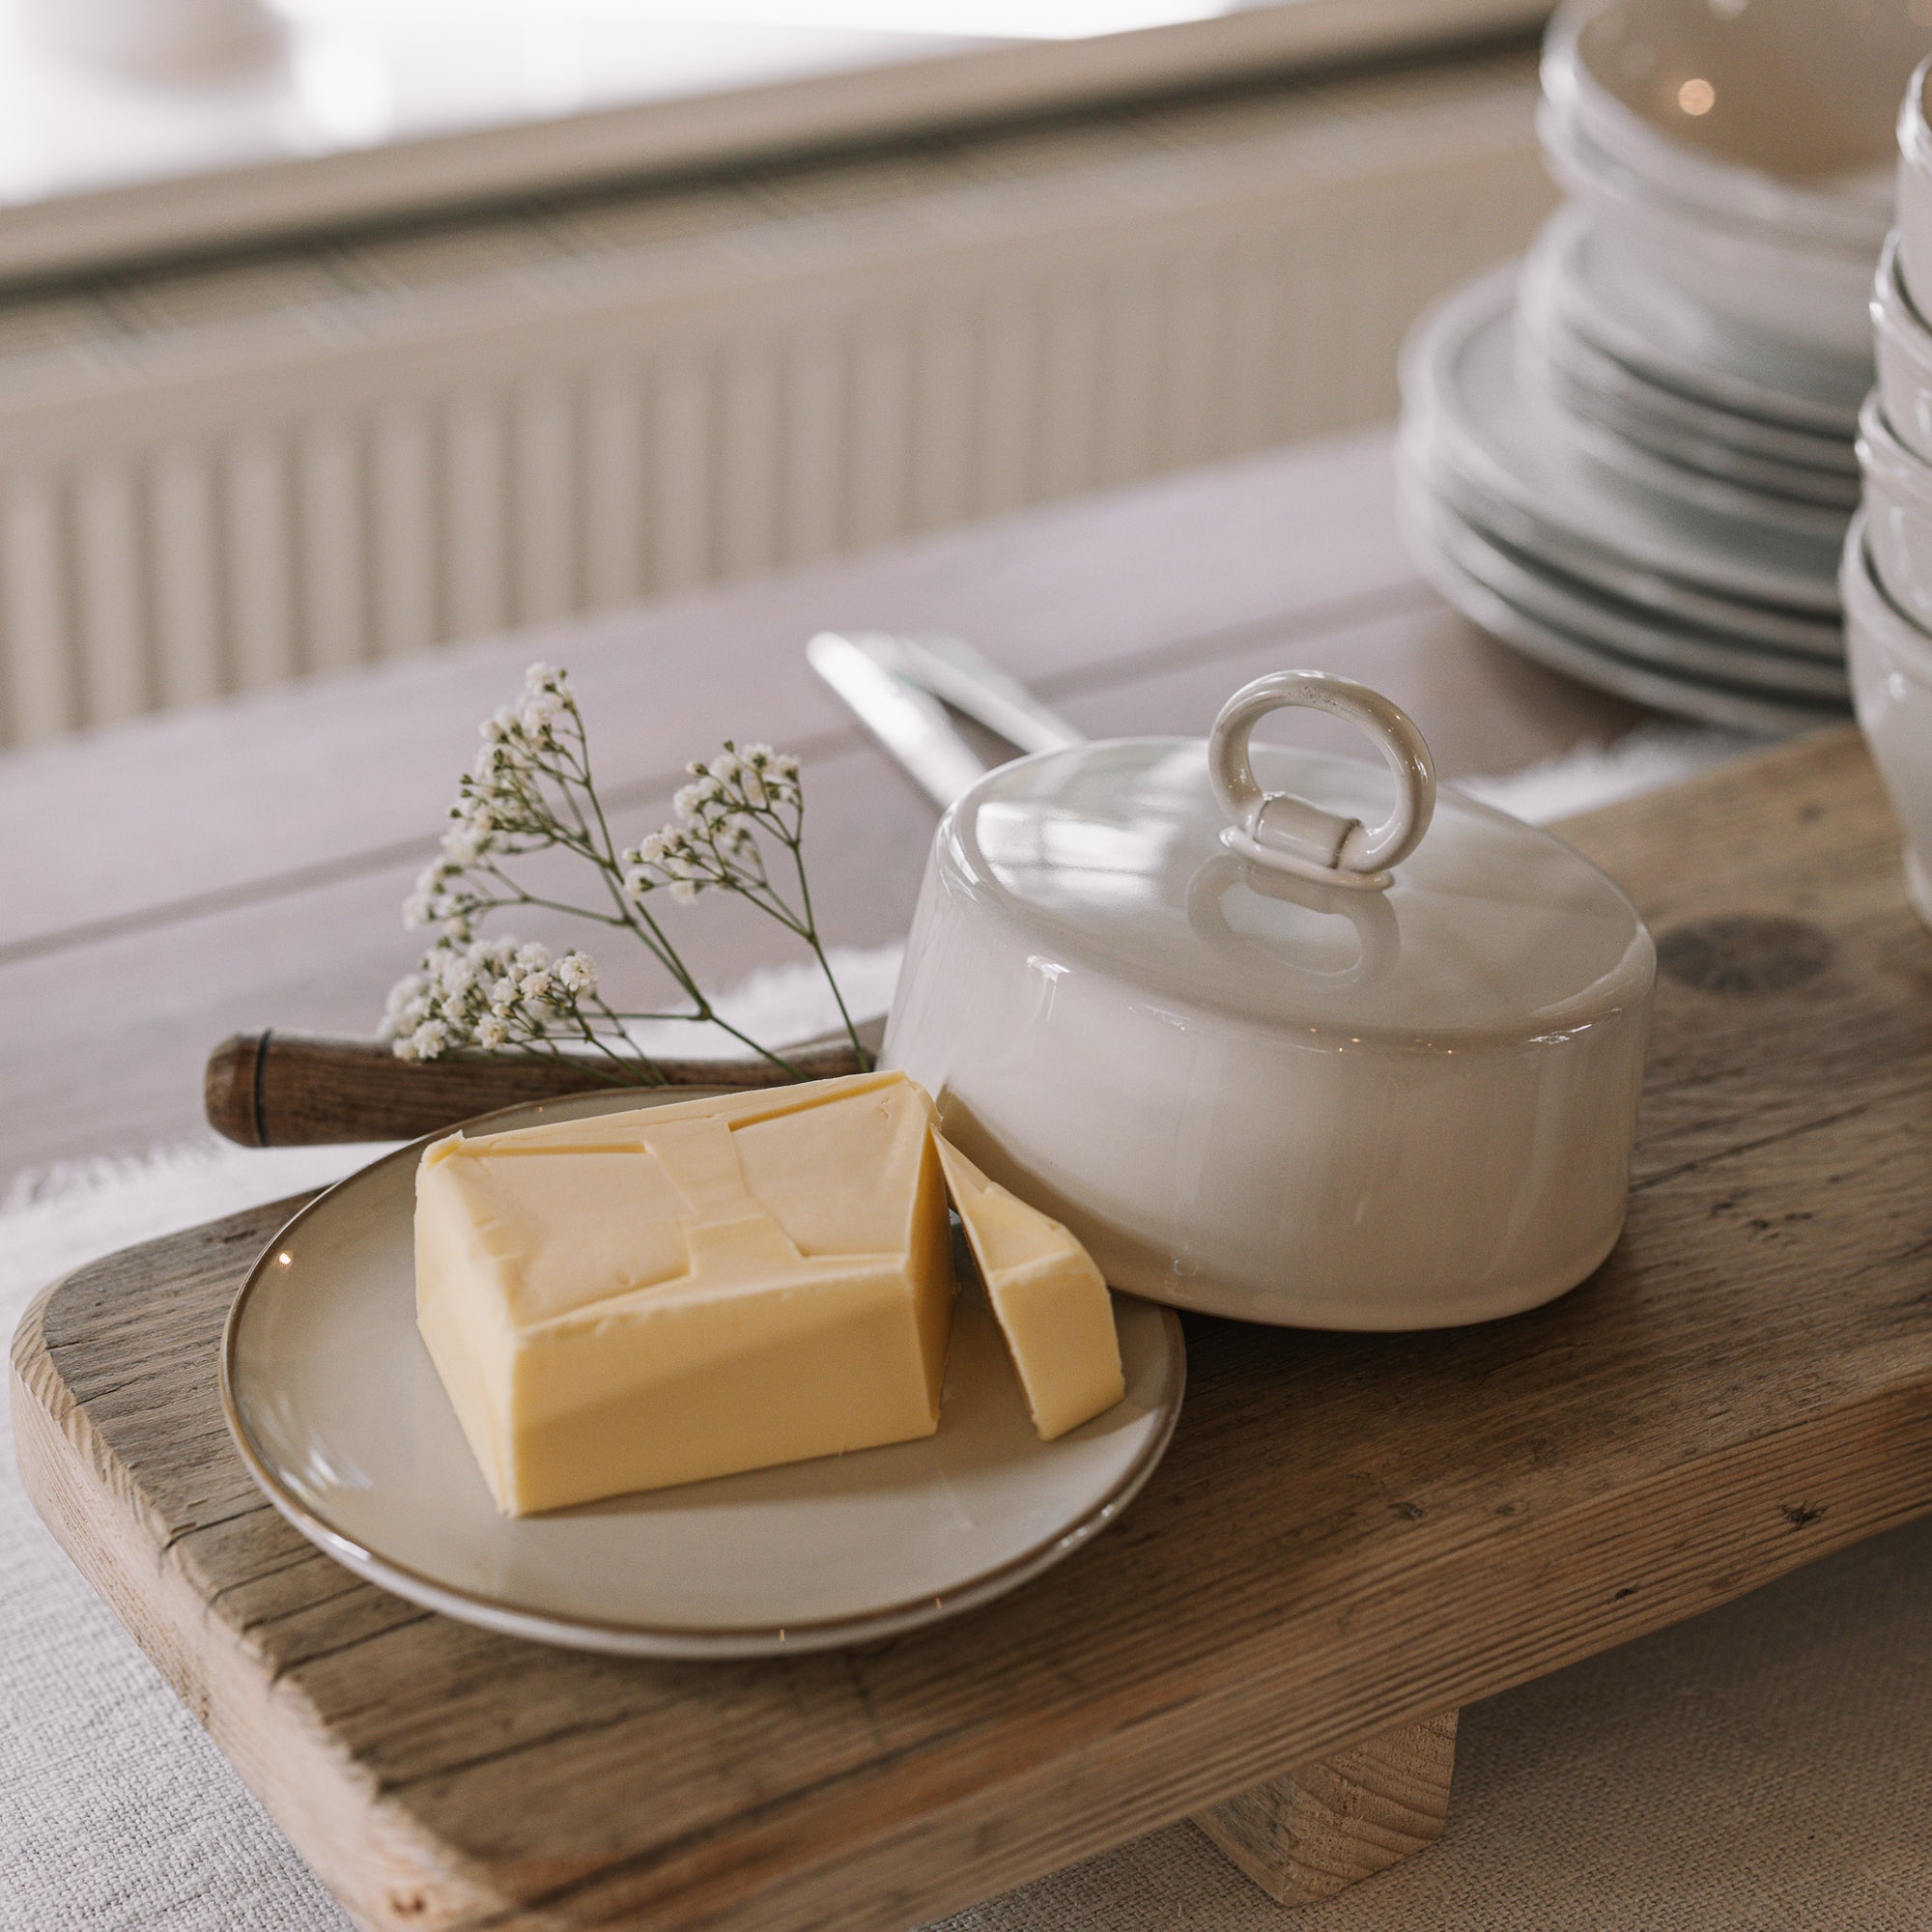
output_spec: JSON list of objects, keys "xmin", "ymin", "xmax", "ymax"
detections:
[{"xmin": 939, "ymin": 670, "xmax": 1653, "ymax": 1042}]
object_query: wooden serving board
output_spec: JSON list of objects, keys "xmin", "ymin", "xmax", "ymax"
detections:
[{"xmin": 14, "ymin": 726, "xmax": 1932, "ymax": 1932}]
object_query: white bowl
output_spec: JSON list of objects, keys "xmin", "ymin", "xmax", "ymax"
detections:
[
  {"xmin": 1540, "ymin": 101, "xmax": 1880, "ymax": 364},
  {"xmin": 1857, "ymin": 389, "xmax": 1932, "ymax": 629},
  {"xmin": 1843, "ymin": 511, "xmax": 1932, "ymax": 927},
  {"xmin": 1894, "ymin": 55, "xmax": 1932, "ymax": 313},
  {"xmin": 1870, "ymin": 230, "xmax": 1932, "ymax": 464},
  {"xmin": 1545, "ymin": 0, "xmax": 1910, "ymax": 255}
]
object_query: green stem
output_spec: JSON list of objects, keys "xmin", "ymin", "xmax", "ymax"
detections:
[
  {"xmin": 508, "ymin": 1036, "xmax": 638, "ymax": 1089},
  {"xmin": 474, "ymin": 877, "xmax": 633, "ymax": 928},
  {"xmin": 783, "ymin": 815, "xmax": 868, "ymax": 1067}
]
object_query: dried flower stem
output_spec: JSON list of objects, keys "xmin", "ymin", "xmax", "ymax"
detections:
[{"xmin": 380, "ymin": 663, "xmax": 869, "ymax": 1082}]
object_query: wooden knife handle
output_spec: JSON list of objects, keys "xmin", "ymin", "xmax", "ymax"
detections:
[{"xmin": 205, "ymin": 1020, "xmax": 885, "ymax": 1147}]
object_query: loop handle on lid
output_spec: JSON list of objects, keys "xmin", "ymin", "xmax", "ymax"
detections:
[{"xmin": 1208, "ymin": 671, "xmax": 1436, "ymax": 892}]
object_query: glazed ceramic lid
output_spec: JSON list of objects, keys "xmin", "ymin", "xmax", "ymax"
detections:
[{"xmin": 938, "ymin": 671, "xmax": 1652, "ymax": 1045}]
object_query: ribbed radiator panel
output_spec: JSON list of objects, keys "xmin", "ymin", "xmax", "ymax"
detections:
[{"xmin": 0, "ymin": 54, "xmax": 1551, "ymax": 746}]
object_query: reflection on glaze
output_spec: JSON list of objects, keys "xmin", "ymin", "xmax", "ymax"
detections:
[{"xmin": 1184, "ymin": 853, "xmax": 1402, "ymax": 991}]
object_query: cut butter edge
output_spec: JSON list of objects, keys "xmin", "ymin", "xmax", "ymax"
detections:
[{"xmin": 933, "ymin": 1135, "xmax": 1126, "ymax": 1441}]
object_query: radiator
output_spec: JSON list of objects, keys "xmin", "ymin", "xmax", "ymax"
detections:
[{"xmin": 0, "ymin": 49, "xmax": 1552, "ymax": 747}]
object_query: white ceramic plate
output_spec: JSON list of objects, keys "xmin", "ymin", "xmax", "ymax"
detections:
[
  {"xmin": 222, "ymin": 1092, "xmax": 1186, "ymax": 1658},
  {"xmin": 1544, "ymin": 392, "xmax": 1854, "ymax": 543},
  {"xmin": 1401, "ymin": 421, "xmax": 1846, "ymax": 660},
  {"xmin": 1523, "ymin": 334, "xmax": 1861, "ymax": 508},
  {"xmin": 1403, "ymin": 268, "xmax": 1844, "ymax": 618},
  {"xmin": 1522, "ymin": 207, "xmax": 1868, "ymax": 436},
  {"xmin": 1399, "ymin": 473, "xmax": 1842, "ymax": 735},
  {"xmin": 1406, "ymin": 485, "xmax": 1849, "ymax": 703},
  {"xmin": 1520, "ymin": 295, "xmax": 1860, "ymax": 481},
  {"xmin": 1413, "ymin": 441, "xmax": 1846, "ymax": 659}
]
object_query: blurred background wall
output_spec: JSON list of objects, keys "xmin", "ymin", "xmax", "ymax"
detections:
[{"xmin": 0, "ymin": 9, "xmax": 1554, "ymax": 748}]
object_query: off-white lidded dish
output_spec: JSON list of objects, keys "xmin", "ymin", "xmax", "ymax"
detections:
[{"xmin": 884, "ymin": 671, "xmax": 1657, "ymax": 1331}]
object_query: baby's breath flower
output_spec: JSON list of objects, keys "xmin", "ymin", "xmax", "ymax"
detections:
[
  {"xmin": 384, "ymin": 666, "xmax": 859, "ymax": 1079},
  {"xmin": 440, "ymin": 823, "xmax": 490, "ymax": 867}
]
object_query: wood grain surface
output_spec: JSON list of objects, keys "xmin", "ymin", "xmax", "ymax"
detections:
[
  {"xmin": 16, "ymin": 725, "xmax": 1932, "ymax": 1932},
  {"xmin": 1195, "ymin": 1713, "xmax": 1461, "ymax": 1904}
]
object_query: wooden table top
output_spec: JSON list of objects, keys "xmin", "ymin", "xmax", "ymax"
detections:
[
  {"xmin": 1, "ymin": 429, "xmax": 1643, "ymax": 1183},
  {"xmin": 20, "ymin": 724, "xmax": 1932, "ymax": 1932}
]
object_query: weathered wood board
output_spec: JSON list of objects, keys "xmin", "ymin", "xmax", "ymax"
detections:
[{"xmin": 14, "ymin": 725, "xmax": 1932, "ymax": 1932}]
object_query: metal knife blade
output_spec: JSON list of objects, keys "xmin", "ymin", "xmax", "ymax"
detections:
[
  {"xmin": 809, "ymin": 630, "xmax": 1087, "ymax": 807},
  {"xmin": 880, "ymin": 634, "xmax": 1086, "ymax": 756},
  {"xmin": 806, "ymin": 631, "xmax": 991, "ymax": 809}
]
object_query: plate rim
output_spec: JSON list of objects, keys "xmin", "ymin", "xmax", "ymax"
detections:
[
  {"xmin": 1398, "ymin": 481, "xmax": 1841, "ymax": 735},
  {"xmin": 218, "ymin": 1088, "xmax": 1188, "ymax": 1659},
  {"xmin": 1408, "ymin": 485, "xmax": 1850, "ymax": 698},
  {"xmin": 1401, "ymin": 267, "xmax": 1844, "ymax": 617},
  {"xmin": 1524, "ymin": 204, "xmax": 1868, "ymax": 436},
  {"xmin": 1401, "ymin": 421, "xmax": 1846, "ymax": 655},
  {"xmin": 1521, "ymin": 307, "xmax": 1861, "ymax": 480}
]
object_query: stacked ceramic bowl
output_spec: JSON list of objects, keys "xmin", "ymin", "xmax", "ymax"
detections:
[
  {"xmin": 1400, "ymin": 0, "xmax": 1932, "ymax": 733},
  {"xmin": 1846, "ymin": 59, "xmax": 1932, "ymax": 928}
]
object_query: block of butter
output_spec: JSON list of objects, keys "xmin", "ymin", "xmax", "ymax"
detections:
[
  {"xmin": 934, "ymin": 1137, "xmax": 1125, "ymax": 1441},
  {"xmin": 414, "ymin": 1070, "xmax": 953, "ymax": 1515}
]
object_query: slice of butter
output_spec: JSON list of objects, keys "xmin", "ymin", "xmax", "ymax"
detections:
[
  {"xmin": 933, "ymin": 1137, "xmax": 1125, "ymax": 1440},
  {"xmin": 414, "ymin": 1070, "xmax": 953, "ymax": 1515}
]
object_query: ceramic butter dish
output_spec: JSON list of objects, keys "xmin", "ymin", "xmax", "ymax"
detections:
[{"xmin": 884, "ymin": 671, "xmax": 1656, "ymax": 1330}]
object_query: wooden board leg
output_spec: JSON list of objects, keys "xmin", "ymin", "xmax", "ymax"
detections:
[{"xmin": 1191, "ymin": 1710, "xmax": 1459, "ymax": 1907}]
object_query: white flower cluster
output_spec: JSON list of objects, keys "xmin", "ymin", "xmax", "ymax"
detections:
[
  {"xmin": 381, "ymin": 936, "xmax": 600, "ymax": 1062},
  {"xmin": 379, "ymin": 667, "xmax": 850, "ymax": 1076},
  {"xmin": 405, "ymin": 664, "xmax": 580, "ymax": 938},
  {"xmin": 621, "ymin": 743, "xmax": 801, "ymax": 904}
]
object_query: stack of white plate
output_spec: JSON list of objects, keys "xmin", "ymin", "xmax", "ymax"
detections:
[{"xmin": 1398, "ymin": 0, "xmax": 1932, "ymax": 732}]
